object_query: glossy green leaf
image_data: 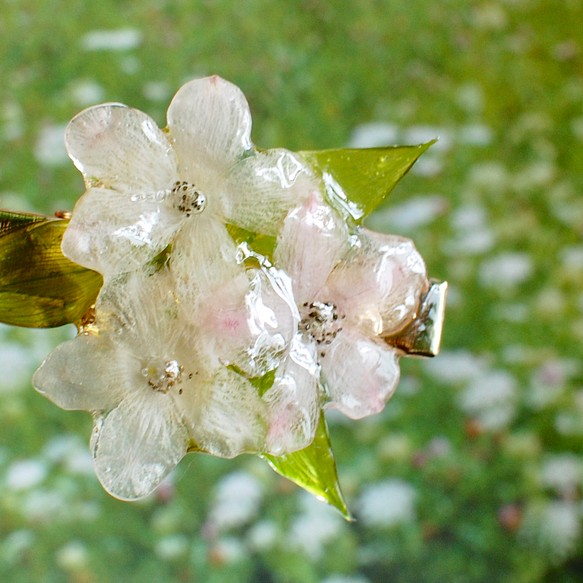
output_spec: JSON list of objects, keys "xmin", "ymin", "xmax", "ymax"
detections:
[
  {"xmin": 262, "ymin": 413, "xmax": 352, "ymax": 520},
  {"xmin": 0, "ymin": 210, "xmax": 102, "ymax": 328},
  {"xmin": 302, "ymin": 141, "xmax": 436, "ymax": 222}
]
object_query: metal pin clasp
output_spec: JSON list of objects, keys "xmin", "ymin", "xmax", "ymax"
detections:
[{"xmin": 386, "ymin": 280, "xmax": 448, "ymax": 357}]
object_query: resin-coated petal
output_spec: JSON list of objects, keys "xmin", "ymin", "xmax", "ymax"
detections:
[
  {"xmin": 167, "ymin": 76, "xmax": 252, "ymax": 180},
  {"xmin": 171, "ymin": 217, "xmax": 253, "ymax": 369},
  {"xmin": 91, "ymin": 394, "xmax": 188, "ymax": 500},
  {"xmin": 171, "ymin": 214, "xmax": 242, "ymax": 308},
  {"xmin": 95, "ymin": 270, "xmax": 188, "ymax": 360},
  {"xmin": 324, "ymin": 230, "xmax": 428, "ymax": 337},
  {"xmin": 192, "ymin": 269, "xmax": 257, "ymax": 371},
  {"xmin": 242, "ymin": 268, "xmax": 298, "ymax": 377},
  {"xmin": 321, "ymin": 328, "xmax": 400, "ymax": 420},
  {"xmin": 263, "ymin": 336, "xmax": 321, "ymax": 455},
  {"xmin": 274, "ymin": 192, "xmax": 349, "ymax": 305},
  {"xmin": 32, "ymin": 333, "xmax": 128, "ymax": 412},
  {"xmin": 62, "ymin": 187, "xmax": 181, "ymax": 278},
  {"xmin": 184, "ymin": 368, "xmax": 267, "ymax": 458},
  {"xmin": 222, "ymin": 149, "xmax": 318, "ymax": 236},
  {"xmin": 65, "ymin": 104, "xmax": 177, "ymax": 193}
]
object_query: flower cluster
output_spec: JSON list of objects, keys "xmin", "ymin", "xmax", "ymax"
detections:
[{"xmin": 33, "ymin": 76, "xmax": 431, "ymax": 501}]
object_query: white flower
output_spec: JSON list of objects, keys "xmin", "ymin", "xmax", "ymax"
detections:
[
  {"xmin": 81, "ymin": 28, "xmax": 143, "ymax": 52},
  {"xmin": 459, "ymin": 369, "xmax": 517, "ymax": 430},
  {"xmin": 5, "ymin": 459, "xmax": 48, "ymax": 491},
  {"xmin": 520, "ymin": 501, "xmax": 581, "ymax": 561},
  {"xmin": 247, "ymin": 520, "xmax": 279, "ymax": 551},
  {"xmin": 62, "ymin": 75, "xmax": 317, "ymax": 282},
  {"xmin": 288, "ymin": 492, "xmax": 344, "ymax": 560},
  {"xmin": 263, "ymin": 193, "xmax": 428, "ymax": 452},
  {"xmin": 33, "ymin": 270, "xmax": 268, "ymax": 500},
  {"xmin": 423, "ymin": 349, "xmax": 489, "ymax": 384},
  {"xmin": 479, "ymin": 252, "xmax": 533, "ymax": 290},
  {"xmin": 368, "ymin": 194, "xmax": 447, "ymax": 233},
  {"xmin": 207, "ymin": 471, "xmax": 264, "ymax": 531},
  {"xmin": 540, "ymin": 455, "xmax": 583, "ymax": 496},
  {"xmin": 35, "ymin": 123, "xmax": 68, "ymax": 167},
  {"xmin": 154, "ymin": 535, "xmax": 189, "ymax": 561},
  {"xmin": 56, "ymin": 540, "xmax": 90, "ymax": 572},
  {"xmin": 322, "ymin": 576, "xmax": 372, "ymax": 583},
  {"xmin": 356, "ymin": 479, "xmax": 417, "ymax": 528}
]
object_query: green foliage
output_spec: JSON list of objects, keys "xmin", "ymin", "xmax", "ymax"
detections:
[
  {"xmin": 263, "ymin": 413, "xmax": 351, "ymax": 520},
  {"xmin": 302, "ymin": 142, "xmax": 435, "ymax": 222}
]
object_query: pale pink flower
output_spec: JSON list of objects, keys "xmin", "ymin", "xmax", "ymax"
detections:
[{"xmin": 263, "ymin": 194, "xmax": 428, "ymax": 450}]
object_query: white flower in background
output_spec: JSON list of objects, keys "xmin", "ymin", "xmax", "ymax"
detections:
[
  {"xmin": 367, "ymin": 194, "xmax": 447, "ymax": 233},
  {"xmin": 210, "ymin": 536, "xmax": 246, "ymax": 564},
  {"xmin": 479, "ymin": 252, "xmax": 533, "ymax": 290},
  {"xmin": 42, "ymin": 434, "xmax": 94, "ymax": 476},
  {"xmin": 207, "ymin": 471, "xmax": 264, "ymax": 532},
  {"xmin": 0, "ymin": 530, "xmax": 35, "ymax": 565},
  {"xmin": 55, "ymin": 540, "xmax": 90, "ymax": 572},
  {"xmin": 0, "ymin": 334, "xmax": 32, "ymax": 393},
  {"xmin": 520, "ymin": 501, "xmax": 581, "ymax": 561},
  {"xmin": 21, "ymin": 489, "xmax": 68, "ymax": 523},
  {"xmin": 4, "ymin": 459, "xmax": 48, "ymax": 491},
  {"xmin": 33, "ymin": 270, "xmax": 268, "ymax": 500},
  {"xmin": 154, "ymin": 535, "xmax": 189, "ymax": 561},
  {"xmin": 35, "ymin": 123, "xmax": 68, "ymax": 167},
  {"xmin": 540, "ymin": 455, "xmax": 583, "ymax": 496},
  {"xmin": 458, "ymin": 369, "xmax": 517, "ymax": 430},
  {"xmin": 288, "ymin": 492, "xmax": 345, "ymax": 560},
  {"xmin": 247, "ymin": 520, "xmax": 279, "ymax": 551},
  {"xmin": 348, "ymin": 122, "xmax": 399, "ymax": 148},
  {"xmin": 81, "ymin": 28, "xmax": 143, "ymax": 52},
  {"xmin": 423, "ymin": 349, "xmax": 489, "ymax": 384},
  {"xmin": 356, "ymin": 478, "xmax": 417, "ymax": 528},
  {"xmin": 322, "ymin": 576, "xmax": 372, "ymax": 583},
  {"xmin": 69, "ymin": 79, "xmax": 105, "ymax": 106},
  {"xmin": 263, "ymin": 193, "xmax": 428, "ymax": 452},
  {"xmin": 62, "ymin": 75, "xmax": 317, "ymax": 281}
]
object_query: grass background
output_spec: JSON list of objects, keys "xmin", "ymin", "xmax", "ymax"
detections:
[{"xmin": 1, "ymin": 0, "xmax": 583, "ymax": 581}]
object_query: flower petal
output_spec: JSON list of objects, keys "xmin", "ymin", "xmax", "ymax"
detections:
[
  {"xmin": 222, "ymin": 149, "xmax": 318, "ymax": 235},
  {"xmin": 167, "ymin": 76, "xmax": 252, "ymax": 180},
  {"xmin": 62, "ymin": 187, "xmax": 181, "ymax": 278},
  {"xmin": 274, "ymin": 192, "xmax": 349, "ymax": 304},
  {"xmin": 32, "ymin": 333, "xmax": 128, "ymax": 411},
  {"xmin": 96, "ymin": 269, "xmax": 189, "ymax": 358},
  {"xmin": 170, "ymin": 215, "xmax": 259, "ymax": 371},
  {"xmin": 324, "ymin": 229, "xmax": 428, "ymax": 337},
  {"xmin": 171, "ymin": 214, "xmax": 241, "ymax": 305},
  {"xmin": 321, "ymin": 328, "xmax": 400, "ymax": 419},
  {"xmin": 263, "ymin": 336, "xmax": 321, "ymax": 455},
  {"xmin": 65, "ymin": 104, "xmax": 177, "ymax": 193},
  {"xmin": 182, "ymin": 368, "xmax": 267, "ymax": 458},
  {"xmin": 242, "ymin": 267, "xmax": 298, "ymax": 377},
  {"xmin": 91, "ymin": 394, "xmax": 188, "ymax": 500}
]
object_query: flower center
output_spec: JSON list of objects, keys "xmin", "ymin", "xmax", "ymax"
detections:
[
  {"xmin": 142, "ymin": 359, "xmax": 185, "ymax": 394},
  {"xmin": 300, "ymin": 301, "xmax": 345, "ymax": 353},
  {"xmin": 171, "ymin": 181, "xmax": 207, "ymax": 217}
]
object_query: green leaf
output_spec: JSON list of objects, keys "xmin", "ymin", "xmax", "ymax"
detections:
[
  {"xmin": 0, "ymin": 210, "xmax": 103, "ymax": 328},
  {"xmin": 262, "ymin": 413, "xmax": 352, "ymax": 520},
  {"xmin": 301, "ymin": 141, "xmax": 436, "ymax": 222}
]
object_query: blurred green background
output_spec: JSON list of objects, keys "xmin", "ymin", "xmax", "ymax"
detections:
[{"xmin": 1, "ymin": 0, "xmax": 583, "ymax": 581}]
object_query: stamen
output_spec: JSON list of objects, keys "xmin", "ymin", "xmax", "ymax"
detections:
[
  {"xmin": 299, "ymin": 300, "xmax": 344, "ymax": 357},
  {"xmin": 142, "ymin": 359, "xmax": 184, "ymax": 394},
  {"xmin": 171, "ymin": 181, "xmax": 207, "ymax": 217}
]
